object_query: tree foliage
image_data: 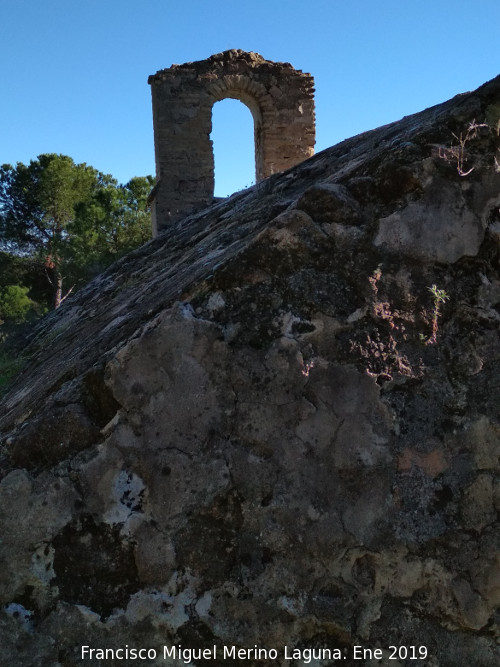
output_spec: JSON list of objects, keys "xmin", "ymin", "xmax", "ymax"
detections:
[
  {"xmin": 0, "ymin": 285, "xmax": 34, "ymax": 323},
  {"xmin": 0, "ymin": 154, "xmax": 153, "ymax": 311},
  {"xmin": 71, "ymin": 174, "xmax": 154, "ymax": 276}
]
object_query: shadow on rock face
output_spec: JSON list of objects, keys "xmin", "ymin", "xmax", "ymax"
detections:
[{"xmin": 52, "ymin": 515, "xmax": 139, "ymax": 619}]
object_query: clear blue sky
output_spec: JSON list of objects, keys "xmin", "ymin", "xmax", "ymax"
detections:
[{"xmin": 1, "ymin": 0, "xmax": 499, "ymax": 196}]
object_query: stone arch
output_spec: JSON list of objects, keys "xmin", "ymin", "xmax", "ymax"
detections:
[
  {"xmin": 210, "ymin": 97, "xmax": 256, "ymax": 196},
  {"xmin": 148, "ymin": 50, "xmax": 315, "ymax": 234},
  {"xmin": 208, "ymin": 75, "xmax": 269, "ymax": 185}
]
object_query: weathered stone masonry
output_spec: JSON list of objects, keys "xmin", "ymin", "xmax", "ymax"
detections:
[{"xmin": 148, "ymin": 49, "xmax": 315, "ymax": 234}]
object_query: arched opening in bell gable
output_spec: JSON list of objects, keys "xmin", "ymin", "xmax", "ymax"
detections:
[{"xmin": 211, "ymin": 98, "xmax": 256, "ymax": 198}]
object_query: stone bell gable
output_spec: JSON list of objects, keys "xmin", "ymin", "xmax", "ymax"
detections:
[{"xmin": 148, "ymin": 49, "xmax": 316, "ymax": 234}]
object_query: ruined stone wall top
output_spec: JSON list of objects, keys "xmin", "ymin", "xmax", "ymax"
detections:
[
  {"xmin": 148, "ymin": 49, "xmax": 309, "ymax": 81},
  {"xmin": 148, "ymin": 50, "xmax": 316, "ymax": 234}
]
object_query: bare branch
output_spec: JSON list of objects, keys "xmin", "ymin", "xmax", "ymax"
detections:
[{"xmin": 59, "ymin": 285, "xmax": 75, "ymax": 305}]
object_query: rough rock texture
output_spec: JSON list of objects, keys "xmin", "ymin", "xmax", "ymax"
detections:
[
  {"xmin": 1, "ymin": 75, "xmax": 500, "ymax": 666},
  {"xmin": 149, "ymin": 50, "xmax": 315, "ymax": 232}
]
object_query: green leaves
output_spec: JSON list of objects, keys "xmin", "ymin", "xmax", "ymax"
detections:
[
  {"xmin": 0, "ymin": 285, "xmax": 34, "ymax": 323},
  {"xmin": 0, "ymin": 154, "xmax": 153, "ymax": 310},
  {"xmin": 427, "ymin": 284, "xmax": 449, "ymax": 306}
]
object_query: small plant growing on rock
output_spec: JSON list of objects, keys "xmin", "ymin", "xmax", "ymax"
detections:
[
  {"xmin": 347, "ymin": 267, "xmax": 424, "ymax": 383},
  {"xmin": 422, "ymin": 284, "xmax": 449, "ymax": 345},
  {"xmin": 438, "ymin": 119, "xmax": 492, "ymax": 176}
]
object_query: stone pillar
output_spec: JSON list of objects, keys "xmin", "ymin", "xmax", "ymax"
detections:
[{"xmin": 148, "ymin": 50, "xmax": 315, "ymax": 234}]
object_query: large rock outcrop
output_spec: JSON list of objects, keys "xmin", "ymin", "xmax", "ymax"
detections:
[{"xmin": 1, "ymin": 75, "xmax": 499, "ymax": 666}]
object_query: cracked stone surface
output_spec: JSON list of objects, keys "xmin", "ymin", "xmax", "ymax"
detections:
[{"xmin": 0, "ymin": 74, "xmax": 499, "ymax": 666}]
